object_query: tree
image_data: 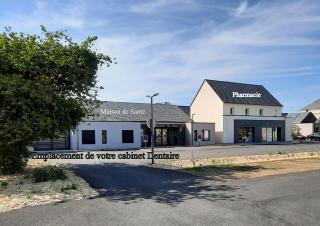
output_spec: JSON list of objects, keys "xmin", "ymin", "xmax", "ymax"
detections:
[
  {"xmin": 291, "ymin": 125, "xmax": 300, "ymax": 140},
  {"xmin": 0, "ymin": 26, "xmax": 112, "ymax": 174}
]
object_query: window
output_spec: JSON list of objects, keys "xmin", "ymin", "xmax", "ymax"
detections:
[
  {"xmin": 274, "ymin": 109, "xmax": 278, "ymax": 116},
  {"xmin": 193, "ymin": 130, "xmax": 198, "ymax": 142},
  {"xmin": 245, "ymin": 108, "xmax": 249, "ymax": 115},
  {"xmin": 230, "ymin": 107, "xmax": 234, "ymax": 115},
  {"xmin": 259, "ymin": 108, "xmax": 263, "ymax": 116},
  {"xmin": 122, "ymin": 130, "xmax": 134, "ymax": 143},
  {"xmin": 102, "ymin": 130, "xmax": 107, "ymax": 144},
  {"xmin": 202, "ymin": 130, "xmax": 210, "ymax": 141},
  {"xmin": 82, "ymin": 130, "xmax": 95, "ymax": 144}
]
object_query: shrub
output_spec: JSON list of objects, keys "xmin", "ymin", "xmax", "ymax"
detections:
[
  {"xmin": 30, "ymin": 166, "xmax": 67, "ymax": 183},
  {"xmin": 0, "ymin": 145, "xmax": 30, "ymax": 175},
  {"xmin": 61, "ymin": 183, "xmax": 78, "ymax": 192},
  {"xmin": 1, "ymin": 181, "xmax": 8, "ymax": 188}
]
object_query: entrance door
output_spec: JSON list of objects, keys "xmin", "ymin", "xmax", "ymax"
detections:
[
  {"xmin": 262, "ymin": 127, "xmax": 279, "ymax": 142},
  {"xmin": 155, "ymin": 128, "xmax": 168, "ymax": 146},
  {"xmin": 239, "ymin": 127, "xmax": 254, "ymax": 143}
]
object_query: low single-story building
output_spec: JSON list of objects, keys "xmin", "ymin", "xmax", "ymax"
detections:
[{"xmin": 69, "ymin": 101, "xmax": 215, "ymax": 150}]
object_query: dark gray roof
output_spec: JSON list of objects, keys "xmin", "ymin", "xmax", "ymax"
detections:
[
  {"xmin": 178, "ymin": 105, "xmax": 190, "ymax": 116},
  {"xmin": 205, "ymin": 79, "xmax": 283, "ymax": 107},
  {"xmin": 85, "ymin": 101, "xmax": 191, "ymax": 123},
  {"xmin": 287, "ymin": 112, "xmax": 317, "ymax": 124},
  {"xmin": 300, "ymin": 98, "xmax": 320, "ymax": 111}
]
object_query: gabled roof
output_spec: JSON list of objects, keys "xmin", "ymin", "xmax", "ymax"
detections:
[
  {"xmin": 287, "ymin": 112, "xmax": 317, "ymax": 124},
  {"xmin": 300, "ymin": 98, "xmax": 320, "ymax": 111},
  {"xmin": 204, "ymin": 79, "xmax": 283, "ymax": 107},
  {"xmin": 85, "ymin": 101, "xmax": 191, "ymax": 123}
]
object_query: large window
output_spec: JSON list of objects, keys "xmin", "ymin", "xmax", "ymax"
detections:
[
  {"xmin": 122, "ymin": 130, "xmax": 134, "ymax": 143},
  {"xmin": 102, "ymin": 130, "xmax": 107, "ymax": 144},
  {"xmin": 202, "ymin": 130, "xmax": 210, "ymax": 141},
  {"xmin": 82, "ymin": 130, "xmax": 95, "ymax": 144}
]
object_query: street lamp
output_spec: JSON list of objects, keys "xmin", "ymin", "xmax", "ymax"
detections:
[
  {"xmin": 191, "ymin": 113, "xmax": 196, "ymax": 146},
  {"xmin": 146, "ymin": 92, "xmax": 159, "ymax": 164}
]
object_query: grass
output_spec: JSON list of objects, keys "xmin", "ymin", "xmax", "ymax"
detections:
[
  {"xmin": 181, "ymin": 160, "xmax": 265, "ymax": 181},
  {"xmin": 185, "ymin": 163, "xmax": 261, "ymax": 172}
]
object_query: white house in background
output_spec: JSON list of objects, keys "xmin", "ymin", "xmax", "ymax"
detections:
[
  {"xmin": 190, "ymin": 79, "xmax": 293, "ymax": 144},
  {"xmin": 287, "ymin": 112, "xmax": 318, "ymax": 137},
  {"xmin": 298, "ymin": 98, "xmax": 320, "ymax": 133}
]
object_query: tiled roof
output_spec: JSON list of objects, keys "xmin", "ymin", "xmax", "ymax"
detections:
[
  {"xmin": 85, "ymin": 101, "xmax": 191, "ymax": 123},
  {"xmin": 205, "ymin": 79, "xmax": 283, "ymax": 106},
  {"xmin": 300, "ymin": 98, "xmax": 320, "ymax": 111},
  {"xmin": 287, "ymin": 112, "xmax": 317, "ymax": 124}
]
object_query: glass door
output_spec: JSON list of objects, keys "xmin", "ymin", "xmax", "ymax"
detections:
[
  {"xmin": 155, "ymin": 128, "xmax": 168, "ymax": 146},
  {"xmin": 155, "ymin": 128, "xmax": 162, "ymax": 146}
]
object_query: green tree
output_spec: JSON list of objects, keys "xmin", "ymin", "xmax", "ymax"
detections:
[{"xmin": 0, "ymin": 26, "xmax": 112, "ymax": 174}]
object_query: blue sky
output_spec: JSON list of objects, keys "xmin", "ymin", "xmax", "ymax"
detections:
[{"xmin": 1, "ymin": 0, "xmax": 320, "ymax": 112}]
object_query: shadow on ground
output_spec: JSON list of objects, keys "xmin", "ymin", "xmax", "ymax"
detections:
[
  {"xmin": 182, "ymin": 164, "xmax": 267, "ymax": 181},
  {"xmin": 72, "ymin": 163, "xmax": 245, "ymax": 206}
]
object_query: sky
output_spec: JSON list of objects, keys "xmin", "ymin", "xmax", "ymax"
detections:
[{"xmin": 1, "ymin": 0, "xmax": 320, "ymax": 112}]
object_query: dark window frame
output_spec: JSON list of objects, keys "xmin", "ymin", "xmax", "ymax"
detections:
[
  {"xmin": 245, "ymin": 108, "xmax": 250, "ymax": 116},
  {"xmin": 82, "ymin": 130, "xmax": 95, "ymax": 144},
  {"xmin": 102, "ymin": 130, "xmax": 107, "ymax": 144},
  {"xmin": 259, "ymin": 108, "xmax": 263, "ymax": 116},
  {"xmin": 193, "ymin": 130, "xmax": 198, "ymax": 142},
  {"xmin": 202, "ymin": 130, "xmax": 210, "ymax": 141},
  {"xmin": 122, "ymin": 130, "xmax": 134, "ymax": 143},
  {"xmin": 230, "ymin": 107, "xmax": 234, "ymax": 115}
]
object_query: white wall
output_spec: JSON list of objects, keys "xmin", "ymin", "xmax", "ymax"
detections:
[
  {"xmin": 285, "ymin": 116, "xmax": 293, "ymax": 142},
  {"xmin": 190, "ymin": 81, "xmax": 224, "ymax": 143},
  {"xmin": 223, "ymin": 103, "xmax": 282, "ymax": 117},
  {"xmin": 295, "ymin": 123, "xmax": 314, "ymax": 137},
  {"xmin": 70, "ymin": 121, "xmax": 141, "ymax": 150},
  {"xmin": 185, "ymin": 122, "xmax": 215, "ymax": 146}
]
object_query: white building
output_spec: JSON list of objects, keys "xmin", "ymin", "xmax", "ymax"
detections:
[
  {"xmin": 286, "ymin": 112, "xmax": 318, "ymax": 137},
  {"xmin": 69, "ymin": 101, "xmax": 214, "ymax": 150},
  {"xmin": 293, "ymin": 99, "xmax": 320, "ymax": 134},
  {"xmin": 190, "ymin": 79, "xmax": 292, "ymax": 144}
]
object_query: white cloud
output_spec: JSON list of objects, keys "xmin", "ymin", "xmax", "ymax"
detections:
[
  {"xmin": 234, "ymin": 0, "xmax": 248, "ymax": 16},
  {"xmin": 0, "ymin": 0, "xmax": 105, "ymax": 32},
  {"xmin": 94, "ymin": 0, "xmax": 320, "ymax": 107},
  {"xmin": 129, "ymin": 0, "xmax": 198, "ymax": 14}
]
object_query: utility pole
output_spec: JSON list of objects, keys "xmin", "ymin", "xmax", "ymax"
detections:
[{"xmin": 146, "ymin": 93, "xmax": 159, "ymax": 164}]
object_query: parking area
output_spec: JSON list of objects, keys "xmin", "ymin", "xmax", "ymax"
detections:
[{"xmin": 31, "ymin": 143, "xmax": 320, "ymax": 165}]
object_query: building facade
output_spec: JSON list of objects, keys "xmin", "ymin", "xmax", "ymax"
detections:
[
  {"xmin": 190, "ymin": 80, "xmax": 292, "ymax": 144},
  {"xmin": 35, "ymin": 79, "xmax": 294, "ymax": 150},
  {"xmin": 69, "ymin": 101, "xmax": 215, "ymax": 150}
]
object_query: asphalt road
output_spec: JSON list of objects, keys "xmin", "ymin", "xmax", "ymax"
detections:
[{"xmin": 1, "ymin": 164, "xmax": 320, "ymax": 226}]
